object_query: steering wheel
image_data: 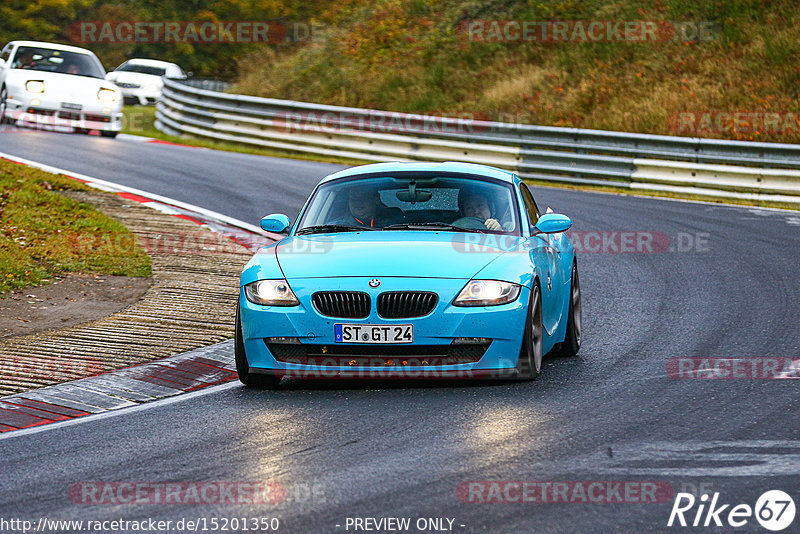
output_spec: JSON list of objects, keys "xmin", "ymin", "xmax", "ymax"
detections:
[{"xmin": 451, "ymin": 216, "xmax": 488, "ymax": 230}]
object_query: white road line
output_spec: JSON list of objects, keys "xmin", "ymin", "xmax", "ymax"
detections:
[
  {"xmin": 116, "ymin": 133, "xmax": 155, "ymax": 143},
  {"xmin": 0, "ymin": 381, "xmax": 240, "ymax": 442}
]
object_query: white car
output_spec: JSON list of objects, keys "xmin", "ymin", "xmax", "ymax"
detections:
[
  {"xmin": 106, "ymin": 59, "xmax": 187, "ymax": 106},
  {"xmin": 0, "ymin": 40, "xmax": 123, "ymax": 137}
]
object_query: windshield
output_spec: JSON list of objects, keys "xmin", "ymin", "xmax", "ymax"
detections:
[
  {"xmin": 116, "ymin": 63, "xmax": 166, "ymax": 76},
  {"xmin": 296, "ymin": 174, "xmax": 520, "ymax": 235},
  {"xmin": 11, "ymin": 46, "xmax": 105, "ymax": 79}
]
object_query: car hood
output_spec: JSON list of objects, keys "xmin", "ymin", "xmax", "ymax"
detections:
[
  {"xmin": 108, "ymin": 71, "xmax": 162, "ymax": 86},
  {"xmin": 10, "ymin": 70, "xmax": 116, "ymax": 98},
  {"xmin": 276, "ymin": 231, "xmax": 524, "ymax": 279}
]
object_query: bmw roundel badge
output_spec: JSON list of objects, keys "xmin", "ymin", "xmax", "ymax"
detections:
[{"xmin": 368, "ymin": 279, "xmax": 381, "ymax": 288}]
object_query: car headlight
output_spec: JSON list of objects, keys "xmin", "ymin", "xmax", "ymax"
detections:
[
  {"xmin": 145, "ymin": 84, "xmax": 159, "ymax": 92},
  {"xmin": 26, "ymin": 80, "xmax": 45, "ymax": 93},
  {"xmin": 453, "ymin": 280, "xmax": 521, "ymax": 307},
  {"xmin": 97, "ymin": 88, "xmax": 117, "ymax": 102},
  {"xmin": 244, "ymin": 279, "xmax": 299, "ymax": 306}
]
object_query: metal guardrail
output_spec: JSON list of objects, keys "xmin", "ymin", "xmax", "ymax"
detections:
[
  {"xmin": 155, "ymin": 77, "xmax": 800, "ymax": 203},
  {"xmin": 181, "ymin": 78, "xmax": 232, "ymax": 92}
]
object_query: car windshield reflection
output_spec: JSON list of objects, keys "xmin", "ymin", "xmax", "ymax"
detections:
[
  {"xmin": 11, "ymin": 46, "xmax": 105, "ymax": 79},
  {"xmin": 296, "ymin": 174, "xmax": 520, "ymax": 235}
]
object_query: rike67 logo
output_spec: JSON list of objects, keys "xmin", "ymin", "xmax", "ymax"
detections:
[{"xmin": 668, "ymin": 490, "xmax": 796, "ymax": 531}]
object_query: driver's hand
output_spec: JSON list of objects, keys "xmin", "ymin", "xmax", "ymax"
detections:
[{"xmin": 484, "ymin": 218, "xmax": 501, "ymax": 231}]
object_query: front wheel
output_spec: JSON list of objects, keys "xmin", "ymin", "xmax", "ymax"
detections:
[
  {"xmin": 516, "ymin": 282, "xmax": 543, "ymax": 380},
  {"xmin": 0, "ymin": 87, "xmax": 10, "ymax": 125},
  {"xmin": 554, "ymin": 261, "xmax": 582, "ymax": 357},
  {"xmin": 235, "ymin": 303, "xmax": 282, "ymax": 388},
  {"xmin": 101, "ymin": 130, "xmax": 118, "ymax": 138}
]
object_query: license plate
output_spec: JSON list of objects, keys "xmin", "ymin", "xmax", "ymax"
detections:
[
  {"xmin": 334, "ymin": 324, "xmax": 413, "ymax": 343},
  {"xmin": 61, "ymin": 102, "xmax": 83, "ymax": 110}
]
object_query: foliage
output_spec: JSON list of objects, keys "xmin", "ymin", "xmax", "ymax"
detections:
[{"xmin": 232, "ymin": 0, "xmax": 800, "ymax": 143}]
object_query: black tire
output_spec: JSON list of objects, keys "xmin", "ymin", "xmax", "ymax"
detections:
[
  {"xmin": 235, "ymin": 304, "xmax": 282, "ymax": 388},
  {"xmin": 101, "ymin": 130, "xmax": 118, "ymax": 138},
  {"xmin": 515, "ymin": 282, "xmax": 543, "ymax": 380},
  {"xmin": 0, "ymin": 86, "xmax": 10, "ymax": 125},
  {"xmin": 554, "ymin": 261, "xmax": 582, "ymax": 357}
]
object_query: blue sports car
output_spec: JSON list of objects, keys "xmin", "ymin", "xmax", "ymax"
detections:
[{"xmin": 236, "ymin": 162, "xmax": 581, "ymax": 386}]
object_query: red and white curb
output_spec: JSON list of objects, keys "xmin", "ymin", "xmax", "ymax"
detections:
[
  {"xmin": 0, "ymin": 151, "xmax": 286, "ymax": 435},
  {"xmin": 0, "ymin": 340, "xmax": 237, "ymax": 434}
]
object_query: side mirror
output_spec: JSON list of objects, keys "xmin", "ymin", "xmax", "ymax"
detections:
[
  {"xmin": 261, "ymin": 214, "xmax": 291, "ymax": 234},
  {"xmin": 534, "ymin": 213, "xmax": 571, "ymax": 234}
]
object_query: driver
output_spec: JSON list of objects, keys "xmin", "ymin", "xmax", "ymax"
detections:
[
  {"xmin": 458, "ymin": 189, "xmax": 503, "ymax": 231},
  {"xmin": 13, "ymin": 51, "xmax": 35, "ymax": 69}
]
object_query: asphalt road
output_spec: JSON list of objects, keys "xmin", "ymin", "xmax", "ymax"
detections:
[{"xmin": 1, "ymin": 130, "xmax": 800, "ymax": 533}]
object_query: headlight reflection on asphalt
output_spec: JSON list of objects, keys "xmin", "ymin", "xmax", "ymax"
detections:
[{"xmin": 467, "ymin": 407, "xmax": 544, "ymax": 448}]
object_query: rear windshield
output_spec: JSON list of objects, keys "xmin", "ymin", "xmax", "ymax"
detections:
[{"xmin": 11, "ymin": 46, "xmax": 105, "ymax": 79}]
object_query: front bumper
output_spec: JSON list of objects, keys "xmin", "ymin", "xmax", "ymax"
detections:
[
  {"xmin": 118, "ymin": 87, "xmax": 161, "ymax": 106},
  {"xmin": 239, "ymin": 277, "xmax": 529, "ymax": 379},
  {"xmin": 4, "ymin": 92, "xmax": 122, "ymax": 132}
]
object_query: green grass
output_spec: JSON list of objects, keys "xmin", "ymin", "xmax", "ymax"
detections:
[{"xmin": 0, "ymin": 160, "xmax": 152, "ymax": 294}]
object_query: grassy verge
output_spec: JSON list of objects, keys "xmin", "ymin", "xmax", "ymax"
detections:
[{"xmin": 0, "ymin": 159, "xmax": 152, "ymax": 294}]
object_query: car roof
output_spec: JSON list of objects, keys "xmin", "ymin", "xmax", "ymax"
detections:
[
  {"xmin": 122, "ymin": 58, "xmax": 179, "ymax": 68},
  {"xmin": 320, "ymin": 162, "xmax": 517, "ymax": 184},
  {"xmin": 8, "ymin": 41, "xmax": 96, "ymax": 56}
]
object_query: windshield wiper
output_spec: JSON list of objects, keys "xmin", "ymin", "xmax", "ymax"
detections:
[
  {"xmin": 383, "ymin": 222, "xmax": 488, "ymax": 233},
  {"xmin": 296, "ymin": 224, "xmax": 376, "ymax": 235}
]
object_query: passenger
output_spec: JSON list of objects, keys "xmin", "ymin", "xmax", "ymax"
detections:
[
  {"xmin": 337, "ymin": 186, "xmax": 403, "ymax": 228},
  {"xmin": 332, "ymin": 187, "xmax": 380, "ymax": 228}
]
